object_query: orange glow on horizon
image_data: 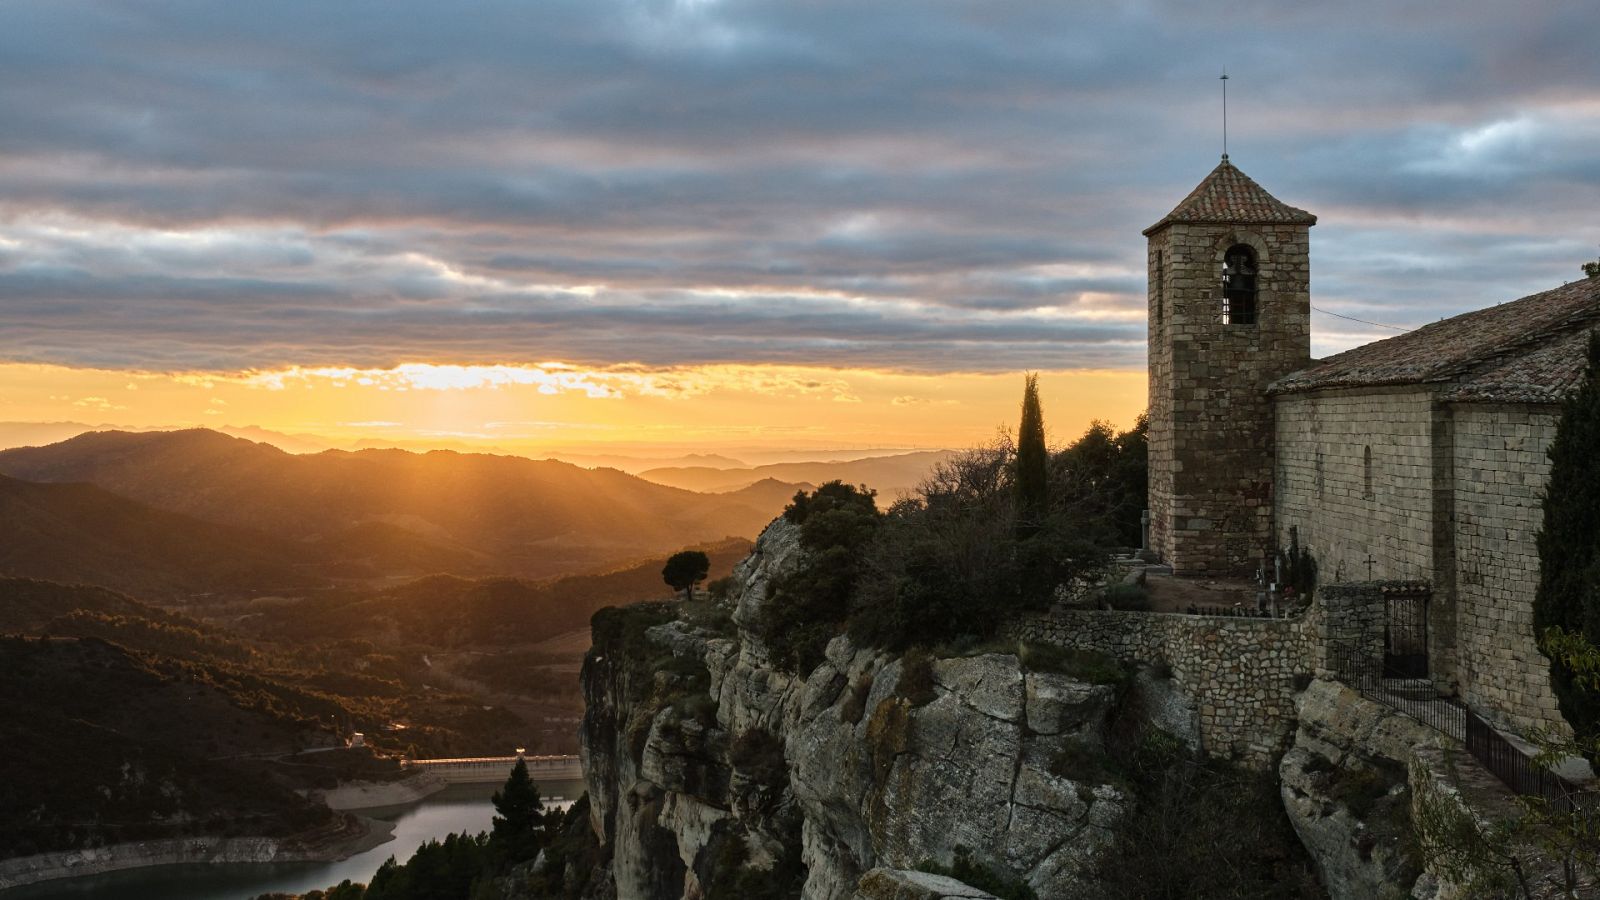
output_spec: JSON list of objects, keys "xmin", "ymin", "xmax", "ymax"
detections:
[{"xmin": 0, "ymin": 361, "xmax": 1147, "ymax": 456}]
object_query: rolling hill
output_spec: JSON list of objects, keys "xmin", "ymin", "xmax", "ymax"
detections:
[
  {"xmin": 0, "ymin": 429, "xmax": 787, "ymax": 580},
  {"xmin": 242, "ymin": 536, "xmax": 754, "ymax": 648},
  {"xmin": 0, "ymin": 473, "xmax": 326, "ymax": 600}
]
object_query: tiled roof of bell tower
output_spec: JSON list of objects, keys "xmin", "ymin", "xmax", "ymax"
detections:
[{"xmin": 1143, "ymin": 158, "xmax": 1317, "ymax": 235}]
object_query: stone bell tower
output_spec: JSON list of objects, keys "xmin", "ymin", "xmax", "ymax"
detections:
[{"xmin": 1144, "ymin": 156, "xmax": 1315, "ymax": 574}]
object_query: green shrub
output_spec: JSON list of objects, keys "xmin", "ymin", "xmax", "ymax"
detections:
[
  {"xmin": 1048, "ymin": 741, "xmax": 1117, "ymax": 786},
  {"xmin": 1091, "ymin": 755, "xmax": 1321, "ymax": 899},
  {"xmin": 1017, "ymin": 642, "xmax": 1125, "ymax": 685},
  {"xmin": 706, "ymin": 576, "xmax": 735, "ymax": 603},
  {"xmin": 679, "ymin": 599, "xmax": 734, "ymax": 635},
  {"xmin": 1300, "ymin": 752, "xmax": 1335, "ymax": 775},
  {"xmin": 918, "ymin": 846, "xmax": 1038, "ymax": 900},
  {"xmin": 1103, "ymin": 582, "xmax": 1150, "ymax": 611},
  {"xmin": 1327, "ymin": 765, "xmax": 1392, "ymax": 819},
  {"xmin": 700, "ymin": 825, "xmax": 806, "ymax": 900},
  {"xmin": 757, "ymin": 482, "xmax": 881, "ymax": 674},
  {"xmin": 590, "ymin": 602, "xmax": 676, "ymax": 660},
  {"xmin": 731, "ymin": 728, "xmax": 788, "ymax": 790}
]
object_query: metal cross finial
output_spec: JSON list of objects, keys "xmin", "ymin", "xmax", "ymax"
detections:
[{"xmin": 1220, "ymin": 68, "xmax": 1230, "ymax": 162}]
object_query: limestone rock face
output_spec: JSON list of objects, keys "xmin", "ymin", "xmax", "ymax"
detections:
[
  {"xmin": 729, "ymin": 515, "xmax": 804, "ymax": 667},
  {"xmin": 1279, "ymin": 679, "xmax": 1429, "ymax": 900},
  {"xmin": 579, "ymin": 516, "xmax": 1128, "ymax": 900},
  {"xmin": 1279, "ymin": 747, "xmax": 1417, "ymax": 900},
  {"xmin": 850, "ymin": 868, "xmax": 999, "ymax": 900},
  {"xmin": 1025, "ymin": 672, "xmax": 1116, "ymax": 736}
]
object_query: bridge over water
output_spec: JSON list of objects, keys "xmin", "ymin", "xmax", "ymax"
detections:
[{"xmin": 402, "ymin": 753, "xmax": 582, "ymax": 785}]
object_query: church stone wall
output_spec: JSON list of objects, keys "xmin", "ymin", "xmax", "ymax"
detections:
[
  {"xmin": 1273, "ymin": 387, "xmax": 1437, "ymax": 582},
  {"xmin": 1148, "ymin": 222, "xmax": 1311, "ymax": 575},
  {"xmin": 1451, "ymin": 403, "xmax": 1569, "ymax": 738}
]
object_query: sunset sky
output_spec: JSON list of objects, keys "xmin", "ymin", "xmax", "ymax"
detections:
[{"xmin": 3, "ymin": 1, "xmax": 1597, "ymax": 454}]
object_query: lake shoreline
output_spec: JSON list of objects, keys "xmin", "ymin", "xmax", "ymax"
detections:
[
  {"xmin": 314, "ymin": 771, "xmax": 451, "ymax": 812},
  {"xmin": 0, "ymin": 812, "xmax": 397, "ymax": 892}
]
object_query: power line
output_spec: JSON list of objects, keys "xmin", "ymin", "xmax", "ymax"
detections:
[{"xmin": 1311, "ymin": 304, "xmax": 1413, "ymax": 333}]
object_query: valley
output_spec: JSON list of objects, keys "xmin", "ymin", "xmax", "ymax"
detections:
[{"xmin": 0, "ymin": 427, "xmax": 950, "ymax": 895}]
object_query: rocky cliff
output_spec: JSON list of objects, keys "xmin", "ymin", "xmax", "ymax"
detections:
[{"xmin": 575, "ymin": 517, "xmax": 1132, "ymax": 899}]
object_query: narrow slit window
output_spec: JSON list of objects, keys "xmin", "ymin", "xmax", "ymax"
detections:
[
  {"xmin": 1363, "ymin": 446, "xmax": 1374, "ymax": 500},
  {"xmin": 1221, "ymin": 243, "xmax": 1258, "ymax": 326},
  {"xmin": 1155, "ymin": 255, "xmax": 1165, "ymax": 329}
]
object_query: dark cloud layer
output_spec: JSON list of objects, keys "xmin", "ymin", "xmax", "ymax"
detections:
[{"xmin": 2, "ymin": 0, "xmax": 1597, "ymax": 372}]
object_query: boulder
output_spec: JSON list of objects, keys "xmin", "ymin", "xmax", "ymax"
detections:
[{"xmin": 1024, "ymin": 672, "xmax": 1115, "ymax": 738}]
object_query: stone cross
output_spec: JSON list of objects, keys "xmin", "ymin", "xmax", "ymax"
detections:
[{"xmin": 1365, "ymin": 553, "xmax": 1376, "ymax": 581}]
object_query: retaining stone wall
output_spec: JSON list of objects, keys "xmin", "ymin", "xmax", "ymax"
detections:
[
  {"xmin": 1007, "ymin": 608, "xmax": 1313, "ymax": 766},
  {"xmin": 1452, "ymin": 403, "xmax": 1569, "ymax": 738}
]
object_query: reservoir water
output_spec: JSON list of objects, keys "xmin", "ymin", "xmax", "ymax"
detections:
[{"xmin": 1, "ymin": 780, "xmax": 584, "ymax": 900}]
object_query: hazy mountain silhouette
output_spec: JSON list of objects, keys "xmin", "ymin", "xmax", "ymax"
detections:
[
  {"xmin": 0, "ymin": 473, "xmax": 326, "ymax": 599},
  {"xmin": 0, "ymin": 429, "xmax": 785, "ymax": 580},
  {"xmin": 0, "ymin": 421, "xmax": 333, "ymax": 454},
  {"xmin": 637, "ymin": 449, "xmax": 956, "ymax": 497}
]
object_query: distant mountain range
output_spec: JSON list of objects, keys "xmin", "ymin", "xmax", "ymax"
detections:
[
  {"xmin": 638, "ymin": 449, "xmax": 956, "ymax": 497},
  {"xmin": 0, "ymin": 473, "xmax": 328, "ymax": 600},
  {"xmin": 0, "ymin": 421, "xmax": 334, "ymax": 454},
  {"xmin": 0, "ymin": 429, "xmax": 792, "ymax": 585}
]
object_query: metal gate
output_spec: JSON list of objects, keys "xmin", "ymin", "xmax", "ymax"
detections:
[{"xmin": 1384, "ymin": 593, "xmax": 1429, "ymax": 679}]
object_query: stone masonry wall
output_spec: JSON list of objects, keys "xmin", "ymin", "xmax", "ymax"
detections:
[
  {"xmin": 1007, "ymin": 609, "xmax": 1313, "ymax": 765},
  {"xmin": 1273, "ymin": 386, "xmax": 1460, "ymax": 688},
  {"xmin": 1147, "ymin": 221, "xmax": 1312, "ymax": 575},
  {"xmin": 1451, "ymin": 403, "xmax": 1569, "ymax": 738},
  {"xmin": 1273, "ymin": 387, "xmax": 1437, "ymax": 584}
]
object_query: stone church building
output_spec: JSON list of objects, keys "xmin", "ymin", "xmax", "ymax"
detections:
[{"xmin": 1144, "ymin": 155, "xmax": 1600, "ymax": 736}]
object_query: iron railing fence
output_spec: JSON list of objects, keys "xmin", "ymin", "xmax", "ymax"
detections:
[
  {"xmin": 1327, "ymin": 644, "xmax": 1587, "ymax": 811},
  {"xmin": 1464, "ymin": 708, "xmax": 1585, "ymax": 814},
  {"xmin": 1327, "ymin": 644, "xmax": 1465, "ymax": 739},
  {"xmin": 1180, "ymin": 604, "xmax": 1300, "ymax": 619}
]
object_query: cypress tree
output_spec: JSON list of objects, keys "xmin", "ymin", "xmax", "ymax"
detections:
[
  {"xmin": 1534, "ymin": 330, "xmax": 1600, "ymax": 744},
  {"xmin": 1015, "ymin": 373, "xmax": 1048, "ymax": 535}
]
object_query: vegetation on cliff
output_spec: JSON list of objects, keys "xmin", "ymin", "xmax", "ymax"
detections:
[
  {"xmin": 756, "ymin": 402, "xmax": 1147, "ymax": 672},
  {"xmin": 1090, "ymin": 730, "xmax": 1322, "ymax": 898}
]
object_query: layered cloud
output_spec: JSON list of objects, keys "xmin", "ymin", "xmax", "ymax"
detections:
[{"xmin": 1, "ymin": 0, "xmax": 1597, "ymax": 373}]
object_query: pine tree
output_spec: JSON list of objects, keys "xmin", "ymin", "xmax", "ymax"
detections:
[
  {"xmin": 1535, "ymin": 330, "xmax": 1600, "ymax": 746},
  {"xmin": 662, "ymin": 550, "xmax": 711, "ymax": 601},
  {"xmin": 489, "ymin": 757, "xmax": 547, "ymax": 867},
  {"xmin": 1015, "ymin": 373, "xmax": 1048, "ymax": 535}
]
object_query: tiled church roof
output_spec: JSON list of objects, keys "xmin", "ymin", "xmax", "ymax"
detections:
[
  {"xmin": 1444, "ymin": 326, "xmax": 1594, "ymax": 404},
  {"xmin": 1271, "ymin": 277, "xmax": 1600, "ymax": 401},
  {"xmin": 1142, "ymin": 158, "xmax": 1318, "ymax": 235}
]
